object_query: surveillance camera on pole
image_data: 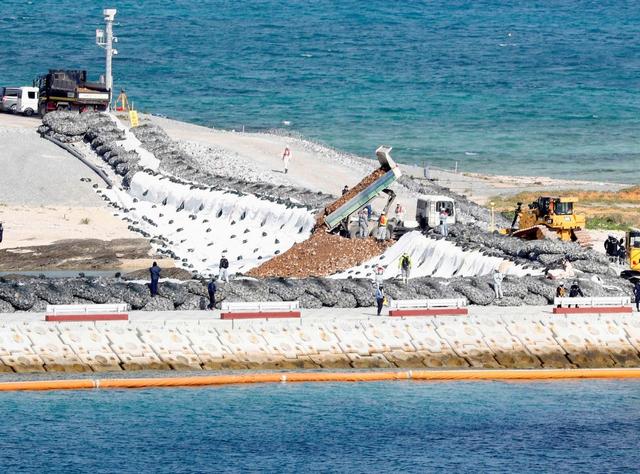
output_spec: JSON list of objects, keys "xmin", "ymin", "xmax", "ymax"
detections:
[{"xmin": 96, "ymin": 8, "xmax": 117, "ymax": 110}]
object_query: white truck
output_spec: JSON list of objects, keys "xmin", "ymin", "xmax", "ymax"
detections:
[
  {"xmin": 416, "ymin": 195, "xmax": 456, "ymax": 230},
  {"xmin": 15, "ymin": 86, "xmax": 39, "ymax": 116}
]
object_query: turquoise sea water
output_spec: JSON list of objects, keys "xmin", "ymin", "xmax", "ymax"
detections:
[
  {"xmin": 1, "ymin": 1, "xmax": 639, "ymax": 181},
  {"xmin": 0, "ymin": 380, "xmax": 639, "ymax": 473}
]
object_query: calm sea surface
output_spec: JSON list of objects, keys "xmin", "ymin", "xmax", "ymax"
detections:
[
  {"xmin": 0, "ymin": 380, "xmax": 639, "ymax": 473},
  {"xmin": 1, "ymin": 1, "xmax": 639, "ymax": 180}
]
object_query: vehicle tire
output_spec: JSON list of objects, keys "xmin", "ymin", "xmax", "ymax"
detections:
[
  {"xmin": 10, "ymin": 104, "xmax": 17, "ymax": 113},
  {"xmin": 24, "ymin": 108, "xmax": 34, "ymax": 117}
]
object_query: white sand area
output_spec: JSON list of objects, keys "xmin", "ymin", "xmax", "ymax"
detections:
[{"xmin": 0, "ymin": 118, "xmax": 143, "ymax": 249}]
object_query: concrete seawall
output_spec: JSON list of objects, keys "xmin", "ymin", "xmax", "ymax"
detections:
[{"xmin": 0, "ymin": 308, "xmax": 639, "ymax": 373}]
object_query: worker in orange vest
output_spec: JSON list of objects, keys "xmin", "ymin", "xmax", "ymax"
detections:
[{"xmin": 377, "ymin": 213, "xmax": 388, "ymax": 241}]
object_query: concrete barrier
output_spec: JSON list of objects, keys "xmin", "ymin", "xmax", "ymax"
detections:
[
  {"xmin": 221, "ymin": 301, "xmax": 301, "ymax": 319},
  {"xmin": 553, "ymin": 297, "xmax": 632, "ymax": 314},
  {"xmin": 45, "ymin": 304, "xmax": 129, "ymax": 322},
  {"xmin": 388, "ymin": 298, "xmax": 468, "ymax": 317}
]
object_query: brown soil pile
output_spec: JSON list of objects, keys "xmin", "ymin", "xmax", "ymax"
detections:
[
  {"xmin": 247, "ymin": 231, "xmax": 392, "ymax": 278},
  {"xmin": 250, "ymin": 166, "xmax": 393, "ymax": 278},
  {"xmin": 315, "ymin": 168, "xmax": 386, "ymax": 227},
  {"xmin": 0, "ymin": 239, "xmax": 155, "ymax": 271}
]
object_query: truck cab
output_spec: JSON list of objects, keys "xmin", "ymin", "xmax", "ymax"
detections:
[
  {"xmin": 16, "ymin": 87, "xmax": 39, "ymax": 116},
  {"xmin": 416, "ymin": 195, "xmax": 456, "ymax": 230},
  {"xmin": 36, "ymin": 70, "xmax": 110, "ymax": 115}
]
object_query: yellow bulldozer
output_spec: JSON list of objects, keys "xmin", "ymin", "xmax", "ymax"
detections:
[
  {"xmin": 620, "ymin": 229, "xmax": 640, "ymax": 281},
  {"xmin": 502, "ymin": 196, "xmax": 591, "ymax": 247},
  {"xmin": 626, "ymin": 228, "xmax": 640, "ymax": 271}
]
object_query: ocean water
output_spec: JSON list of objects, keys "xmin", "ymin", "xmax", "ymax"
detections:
[
  {"xmin": 1, "ymin": 1, "xmax": 639, "ymax": 182},
  {"xmin": 0, "ymin": 380, "xmax": 639, "ymax": 472}
]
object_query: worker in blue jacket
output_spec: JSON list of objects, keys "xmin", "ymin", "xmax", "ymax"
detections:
[
  {"xmin": 149, "ymin": 262, "xmax": 161, "ymax": 297},
  {"xmin": 207, "ymin": 277, "xmax": 217, "ymax": 310},
  {"xmin": 375, "ymin": 286, "xmax": 385, "ymax": 316}
]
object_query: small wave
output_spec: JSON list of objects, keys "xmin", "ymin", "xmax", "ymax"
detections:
[
  {"xmin": 464, "ymin": 151, "xmax": 478, "ymax": 156},
  {"xmin": 301, "ymin": 53, "xmax": 313, "ymax": 58}
]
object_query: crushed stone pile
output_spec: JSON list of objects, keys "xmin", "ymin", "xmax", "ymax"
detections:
[
  {"xmin": 251, "ymin": 167, "xmax": 392, "ymax": 278},
  {"xmin": 131, "ymin": 122, "xmax": 332, "ymax": 209},
  {"xmin": 247, "ymin": 231, "xmax": 391, "ymax": 278},
  {"xmin": 449, "ymin": 226, "xmax": 613, "ymax": 275},
  {"xmin": 182, "ymin": 140, "xmax": 291, "ymax": 187},
  {"xmin": 38, "ymin": 111, "xmax": 141, "ymax": 185},
  {"xmin": 39, "ymin": 113, "xmax": 332, "ymax": 209},
  {"xmin": 39, "ymin": 111, "xmax": 118, "ymax": 144}
]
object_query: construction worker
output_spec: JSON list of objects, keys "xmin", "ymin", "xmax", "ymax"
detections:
[
  {"xmin": 282, "ymin": 146, "xmax": 292, "ymax": 174},
  {"xmin": 398, "ymin": 253, "xmax": 412, "ymax": 284},
  {"xmin": 493, "ymin": 269, "xmax": 504, "ymax": 299},
  {"xmin": 365, "ymin": 204, "xmax": 373, "ymax": 221},
  {"xmin": 439, "ymin": 208, "xmax": 449, "ymax": 237},
  {"xmin": 395, "ymin": 203, "xmax": 405, "ymax": 226},
  {"xmin": 618, "ymin": 239, "xmax": 627, "ymax": 265},
  {"xmin": 219, "ymin": 254, "xmax": 230, "ymax": 283},
  {"xmin": 375, "ymin": 285, "xmax": 385, "ymax": 316},
  {"xmin": 634, "ymin": 281, "xmax": 640, "ymax": 312},
  {"xmin": 377, "ymin": 213, "xmax": 388, "ymax": 240},
  {"xmin": 358, "ymin": 208, "xmax": 369, "ymax": 238},
  {"xmin": 568, "ymin": 280, "xmax": 584, "ymax": 307},
  {"xmin": 207, "ymin": 277, "xmax": 217, "ymax": 310},
  {"xmin": 149, "ymin": 261, "xmax": 161, "ymax": 297},
  {"xmin": 604, "ymin": 235, "xmax": 617, "ymax": 260},
  {"xmin": 374, "ymin": 265, "xmax": 385, "ymax": 288},
  {"xmin": 556, "ymin": 283, "xmax": 566, "ymax": 308}
]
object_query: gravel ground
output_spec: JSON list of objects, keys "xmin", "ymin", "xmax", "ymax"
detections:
[
  {"xmin": 181, "ymin": 140, "xmax": 291, "ymax": 186},
  {"xmin": 0, "ymin": 126, "xmax": 103, "ymax": 206}
]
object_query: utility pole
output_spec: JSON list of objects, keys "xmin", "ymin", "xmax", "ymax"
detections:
[{"xmin": 96, "ymin": 9, "xmax": 118, "ymax": 109}]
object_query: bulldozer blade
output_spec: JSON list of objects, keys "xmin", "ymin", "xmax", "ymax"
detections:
[
  {"xmin": 572, "ymin": 229, "xmax": 593, "ymax": 248},
  {"xmin": 512, "ymin": 225, "xmax": 557, "ymax": 241}
]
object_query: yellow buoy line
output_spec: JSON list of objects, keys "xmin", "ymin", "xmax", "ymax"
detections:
[{"xmin": 1, "ymin": 368, "xmax": 640, "ymax": 392}]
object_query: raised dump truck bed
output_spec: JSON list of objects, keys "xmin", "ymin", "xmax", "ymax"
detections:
[{"xmin": 323, "ymin": 146, "xmax": 402, "ymax": 230}]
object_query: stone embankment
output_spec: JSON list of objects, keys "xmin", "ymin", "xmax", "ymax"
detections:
[
  {"xmin": 0, "ymin": 273, "xmax": 633, "ymax": 313},
  {"xmin": 0, "ymin": 310, "xmax": 639, "ymax": 372}
]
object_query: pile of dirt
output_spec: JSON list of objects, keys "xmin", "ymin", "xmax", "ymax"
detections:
[
  {"xmin": 315, "ymin": 168, "xmax": 386, "ymax": 227},
  {"xmin": 0, "ymin": 239, "xmax": 154, "ymax": 271},
  {"xmin": 247, "ymin": 231, "xmax": 392, "ymax": 278},
  {"xmin": 250, "ymin": 167, "xmax": 393, "ymax": 278}
]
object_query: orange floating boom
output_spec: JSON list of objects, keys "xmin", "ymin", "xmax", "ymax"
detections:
[{"xmin": 1, "ymin": 368, "xmax": 640, "ymax": 392}]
